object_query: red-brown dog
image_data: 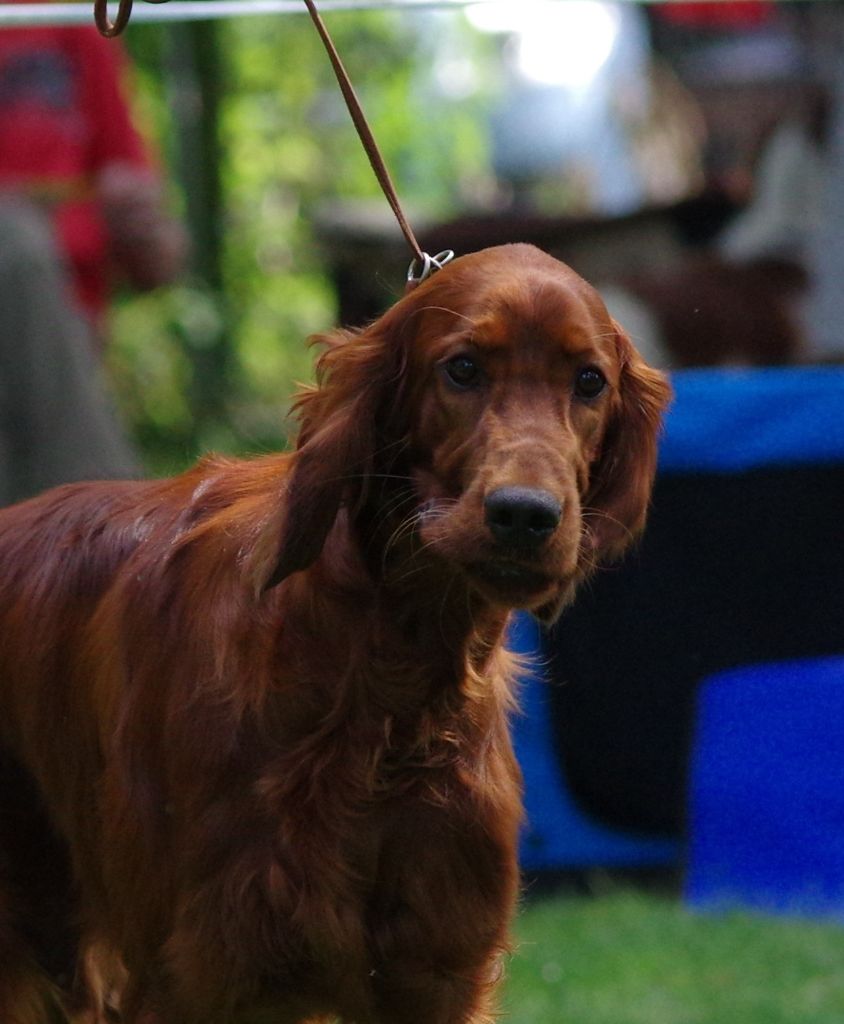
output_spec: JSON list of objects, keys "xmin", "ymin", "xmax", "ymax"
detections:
[{"xmin": 0, "ymin": 244, "xmax": 670, "ymax": 1024}]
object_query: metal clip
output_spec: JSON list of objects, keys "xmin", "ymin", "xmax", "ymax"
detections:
[{"xmin": 406, "ymin": 249, "xmax": 455, "ymax": 287}]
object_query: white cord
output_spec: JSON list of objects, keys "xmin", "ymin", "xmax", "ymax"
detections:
[{"xmin": 0, "ymin": 0, "xmax": 494, "ymax": 28}]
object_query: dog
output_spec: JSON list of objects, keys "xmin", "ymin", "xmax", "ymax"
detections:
[{"xmin": 0, "ymin": 243, "xmax": 670, "ymax": 1023}]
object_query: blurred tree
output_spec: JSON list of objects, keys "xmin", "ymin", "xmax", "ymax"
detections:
[{"xmin": 109, "ymin": 9, "xmax": 495, "ymax": 475}]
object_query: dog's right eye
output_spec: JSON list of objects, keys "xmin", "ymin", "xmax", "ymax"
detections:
[
  {"xmin": 574, "ymin": 366, "xmax": 607, "ymax": 400},
  {"xmin": 442, "ymin": 355, "xmax": 482, "ymax": 390}
]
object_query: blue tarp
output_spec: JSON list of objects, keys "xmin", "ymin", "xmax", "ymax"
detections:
[
  {"xmin": 510, "ymin": 366, "xmax": 844, "ymax": 873},
  {"xmin": 686, "ymin": 657, "xmax": 844, "ymax": 919},
  {"xmin": 659, "ymin": 366, "xmax": 844, "ymax": 473},
  {"xmin": 510, "ymin": 613, "xmax": 679, "ymax": 870}
]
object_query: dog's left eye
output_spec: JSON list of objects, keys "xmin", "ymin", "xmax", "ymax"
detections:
[
  {"xmin": 574, "ymin": 366, "xmax": 607, "ymax": 400},
  {"xmin": 443, "ymin": 355, "xmax": 482, "ymax": 390}
]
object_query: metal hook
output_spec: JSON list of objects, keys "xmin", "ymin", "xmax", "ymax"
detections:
[
  {"xmin": 94, "ymin": 0, "xmax": 134, "ymax": 37},
  {"xmin": 406, "ymin": 250, "xmax": 455, "ymax": 287}
]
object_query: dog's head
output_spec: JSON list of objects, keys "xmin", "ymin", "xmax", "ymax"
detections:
[{"xmin": 258, "ymin": 244, "xmax": 671, "ymax": 621}]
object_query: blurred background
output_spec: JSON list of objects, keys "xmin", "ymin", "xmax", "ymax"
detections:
[{"xmin": 42, "ymin": 0, "xmax": 844, "ymax": 471}]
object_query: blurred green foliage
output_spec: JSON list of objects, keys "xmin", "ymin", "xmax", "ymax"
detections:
[{"xmin": 110, "ymin": 10, "xmax": 497, "ymax": 475}]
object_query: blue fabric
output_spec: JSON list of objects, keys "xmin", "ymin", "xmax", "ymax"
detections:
[
  {"xmin": 509, "ymin": 613, "xmax": 679, "ymax": 870},
  {"xmin": 686, "ymin": 657, "xmax": 844, "ymax": 919},
  {"xmin": 660, "ymin": 367, "xmax": 844, "ymax": 473},
  {"xmin": 509, "ymin": 367, "xmax": 844, "ymax": 871}
]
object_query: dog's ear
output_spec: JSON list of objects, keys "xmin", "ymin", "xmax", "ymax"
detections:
[
  {"xmin": 584, "ymin": 320, "xmax": 672, "ymax": 563},
  {"xmin": 251, "ymin": 314, "xmax": 410, "ymax": 591}
]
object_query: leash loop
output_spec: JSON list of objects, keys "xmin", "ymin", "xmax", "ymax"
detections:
[
  {"xmin": 94, "ymin": 0, "xmax": 133, "ymax": 36},
  {"xmin": 406, "ymin": 249, "xmax": 454, "ymax": 288}
]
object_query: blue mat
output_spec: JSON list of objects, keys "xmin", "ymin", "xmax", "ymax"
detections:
[{"xmin": 686, "ymin": 657, "xmax": 844, "ymax": 918}]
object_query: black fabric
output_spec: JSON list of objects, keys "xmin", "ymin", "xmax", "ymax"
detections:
[{"xmin": 547, "ymin": 464, "xmax": 844, "ymax": 837}]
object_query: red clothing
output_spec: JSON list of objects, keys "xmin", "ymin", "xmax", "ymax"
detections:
[
  {"xmin": 0, "ymin": 20, "xmax": 148, "ymax": 317},
  {"xmin": 653, "ymin": 2, "xmax": 773, "ymax": 29}
]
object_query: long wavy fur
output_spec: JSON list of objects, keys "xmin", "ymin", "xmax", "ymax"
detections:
[{"xmin": 0, "ymin": 244, "xmax": 669, "ymax": 1024}]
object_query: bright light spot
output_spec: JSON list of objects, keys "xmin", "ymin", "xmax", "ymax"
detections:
[
  {"xmin": 465, "ymin": 0, "xmax": 539, "ymax": 33},
  {"xmin": 434, "ymin": 55, "xmax": 480, "ymax": 99},
  {"xmin": 518, "ymin": 4, "xmax": 619, "ymax": 88},
  {"xmin": 467, "ymin": 1, "xmax": 621, "ymax": 90}
]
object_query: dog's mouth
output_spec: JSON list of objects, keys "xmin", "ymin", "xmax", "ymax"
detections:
[{"xmin": 466, "ymin": 559, "xmax": 557, "ymax": 607}]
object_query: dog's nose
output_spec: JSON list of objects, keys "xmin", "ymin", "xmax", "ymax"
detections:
[{"xmin": 484, "ymin": 487, "xmax": 562, "ymax": 548}]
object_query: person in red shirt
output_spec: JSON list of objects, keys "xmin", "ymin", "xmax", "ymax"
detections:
[{"xmin": 0, "ymin": 10, "xmax": 186, "ymax": 503}]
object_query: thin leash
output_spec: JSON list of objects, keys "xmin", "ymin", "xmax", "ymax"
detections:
[
  {"xmin": 302, "ymin": 0, "xmax": 452, "ymax": 289},
  {"xmin": 93, "ymin": 0, "xmax": 454, "ymax": 289}
]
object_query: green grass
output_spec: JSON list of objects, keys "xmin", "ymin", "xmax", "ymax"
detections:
[{"xmin": 505, "ymin": 884, "xmax": 844, "ymax": 1024}]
